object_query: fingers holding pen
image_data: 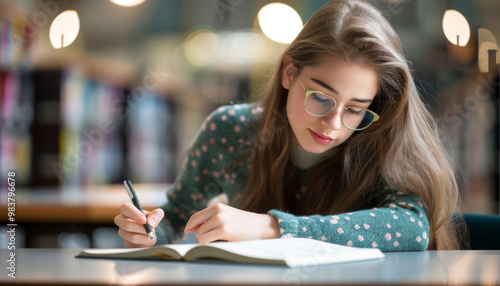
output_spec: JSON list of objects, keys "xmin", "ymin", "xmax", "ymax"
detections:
[
  {"xmin": 120, "ymin": 202, "xmax": 147, "ymax": 224},
  {"xmin": 146, "ymin": 208, "xmax": 165, "ymax": 230},
  {"xmin": 115, "ymin": 203, "xmax": 145, "ymax": 234},
  {"xmin": 118, "ymin": 226, "xmax": 157, "ymax": 247},
  {"xmin": 114, "ymin": 204, "xmax": 162, "ymax": 232},
  {"xmin": 114, "ymin": 203, "xmax": 165, "ymax": 248}
]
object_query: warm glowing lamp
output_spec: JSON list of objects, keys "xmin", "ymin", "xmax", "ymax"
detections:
[
  {"xmin": 110, "ymin": 0, "xmax": 146, "ymax": 7},
  {"xmin": 49, "ymin": 10, "xmax": 80, "ymax": 49},
  {"xmin": 442, "ymin": 10, "xmax": 470, "ymax": 46},
  {"xmin": 258, "ymin": 3, "xmax": 303, "ymax": 44}
]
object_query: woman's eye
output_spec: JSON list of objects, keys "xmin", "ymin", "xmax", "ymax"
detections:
[
  {"xmin": 346, "ymin": 108, "xmax": 364, "ymax": 115},
  {"xmin": 311, "ymin": 93, "xmax": 331, "ymax": 103}
]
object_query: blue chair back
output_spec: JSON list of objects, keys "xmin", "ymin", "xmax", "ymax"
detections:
[{"xmin": 462, "ymin": 213, "xmax": 500, "ymax": 250}]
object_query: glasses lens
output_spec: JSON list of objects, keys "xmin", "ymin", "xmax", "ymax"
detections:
[
  {"xmin": 305, "ymin": 92, "xmax": 335, "ymax": 116},
  {"xmin": 343, "ymin": 107, "xmax": 375, "ymax": 130}
]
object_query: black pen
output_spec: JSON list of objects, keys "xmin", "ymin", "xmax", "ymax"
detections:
[{"xmin": 123, "ymin": 180, "xmax": 154, "ymax": 240}]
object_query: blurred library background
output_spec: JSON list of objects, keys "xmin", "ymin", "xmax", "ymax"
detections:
[{"xmin": 0, "ymin": 0, "xmax": 499, "ymax": 248}]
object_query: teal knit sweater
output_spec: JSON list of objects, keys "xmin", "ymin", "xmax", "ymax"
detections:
[{"xmin": 156, "ymin": 104, "xmax": 430, "ymax": 251}]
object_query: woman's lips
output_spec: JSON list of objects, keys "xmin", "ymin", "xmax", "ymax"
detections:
[{"xmin": 309, "ymin": 130, "xmax": 333, "ymax": 145}]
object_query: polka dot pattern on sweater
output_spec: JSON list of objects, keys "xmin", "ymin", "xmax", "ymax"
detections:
[{"xmin": 268, "ymin": 188, "xmax": 430, "ymax": 251}]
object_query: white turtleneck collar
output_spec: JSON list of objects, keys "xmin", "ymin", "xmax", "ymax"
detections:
[{"xmin": 290, "ymin": 144, "xmax": 337, "ymax": 169}]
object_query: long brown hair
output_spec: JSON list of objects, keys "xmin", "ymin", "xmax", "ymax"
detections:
[{"xmin": 240, "ymin": 0, "xmax": 463, "ymax": 250}]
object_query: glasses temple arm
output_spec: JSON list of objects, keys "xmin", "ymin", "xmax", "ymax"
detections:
[{"xmin": 297, "ymin": 70, "xmax": 307, "ymax": 91}]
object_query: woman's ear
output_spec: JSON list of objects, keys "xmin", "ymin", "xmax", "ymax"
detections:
[{"xmin": 281, "ymin": 56, "xmax": 297, "ymax": 90}]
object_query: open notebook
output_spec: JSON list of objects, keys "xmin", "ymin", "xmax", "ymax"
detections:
[{"xmin": 77, "ymin": 238, "xmax": 384, "ymax": 267}]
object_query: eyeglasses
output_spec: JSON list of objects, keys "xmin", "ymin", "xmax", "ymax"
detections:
[{"xmin": 297, "ymin": 70, "xmax": 380, "ymax": 131}]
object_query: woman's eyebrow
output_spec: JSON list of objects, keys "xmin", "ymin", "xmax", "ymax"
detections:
[
  {"xmin": 311, "ymin": 77, "xmax": 338, "ymax": 94},
  {"xmin": 311, "ymin": 77, "xmax": 373, "ymax": 104}
]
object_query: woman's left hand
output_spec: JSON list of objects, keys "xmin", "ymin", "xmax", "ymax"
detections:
[{"xmin": 184, "ymin": 203, "xmax": 279, "ymax": 244}]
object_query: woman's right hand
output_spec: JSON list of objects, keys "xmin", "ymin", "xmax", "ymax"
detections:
[{"xmin": 114, "ymin": 202, "xmax": 165, "ymax": 248}]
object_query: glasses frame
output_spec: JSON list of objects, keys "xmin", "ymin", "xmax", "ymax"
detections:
[{"xmin": 297, "ymin": 69, "xmax": 380, "ymax": 131}]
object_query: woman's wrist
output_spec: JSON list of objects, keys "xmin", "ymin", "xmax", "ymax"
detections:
[{"xmin": 264, "ymin": 214, "xmax": 279, "ymax": 239}]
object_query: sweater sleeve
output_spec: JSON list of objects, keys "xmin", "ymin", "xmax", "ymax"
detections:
[
  {"xmin": 268, "ymin": 188, "xmax": 430, "ymax": 251},
  {"xmin": 155, "ymin": 105, "xmax": 254, "ymax": 244}
]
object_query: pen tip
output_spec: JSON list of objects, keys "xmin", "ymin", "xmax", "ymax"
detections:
[{"xmin": 148, "ymin": 232, "xmax": 154, "ymax": 240}]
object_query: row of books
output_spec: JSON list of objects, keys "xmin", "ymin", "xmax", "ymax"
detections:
[
  {"xmin": 0, "ymin": 16, "xmax": 29, "ymax": 70},
  {"xmin": 57, "ymin": 66, "xmax": 177, "ymax": 186},
  {"xmin": 0, "ymin": 12, "xmax": 32, "ymax": 188},
  {"xmin": 2, "ymin": 67, "xmax": 178, "ymax": 188}
]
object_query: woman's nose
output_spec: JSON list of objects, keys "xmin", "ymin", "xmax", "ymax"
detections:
[{"xmin": 320, "ymin": 106, "xmax": 343, "ymax": 130}]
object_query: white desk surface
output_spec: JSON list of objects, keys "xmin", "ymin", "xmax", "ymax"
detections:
[{"xmin": 1, "ymin": 248, "xmax": 499, "ymax": 285}]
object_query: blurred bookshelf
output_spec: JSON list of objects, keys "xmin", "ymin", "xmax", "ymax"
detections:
[
  {"xmin": 26, "ymin": 64, "xmax": 183, "ymax": 187},
  {"xmin": 0, "ymin": 3, "xmax": 33, "ymax": 190},
  {"xmin": 25, "ymin": 64, "xmax": 250, "ymax": 188}
]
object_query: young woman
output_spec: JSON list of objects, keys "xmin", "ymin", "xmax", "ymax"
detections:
[{"xmin": 115, "ymin": 0, "xmax": 463, "ymax": 251}]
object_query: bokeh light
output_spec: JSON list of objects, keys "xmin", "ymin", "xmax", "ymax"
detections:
[
  {"xmin": 442, "ymin": 10, "xmax": 470, "ymax": 47},
  {"xmin": 49, "ymin": 10, "xmax": 80, "ymax": 49},
  {"xmin": 258, "ymin": 3, "xmax": 303, "ymax": 44},
  {"xmin": 110, "ymin": 0, "xmax": 146, "ymax": 7}
]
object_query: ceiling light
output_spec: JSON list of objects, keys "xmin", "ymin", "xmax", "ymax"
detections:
[
  {"xmin": 110, "ymin": 0, "xmax": 146, "ymax": 7},
  {"xmin": 258, "ymin": 3, "xmax": 303, "ymax": 44},
  {"xmin": 442, "ymin": 10, "xmax": 470, "ymax": 47},
  {"xmin": 49, "ymin": 10, "xmax": 80, "ymax": 49}
]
